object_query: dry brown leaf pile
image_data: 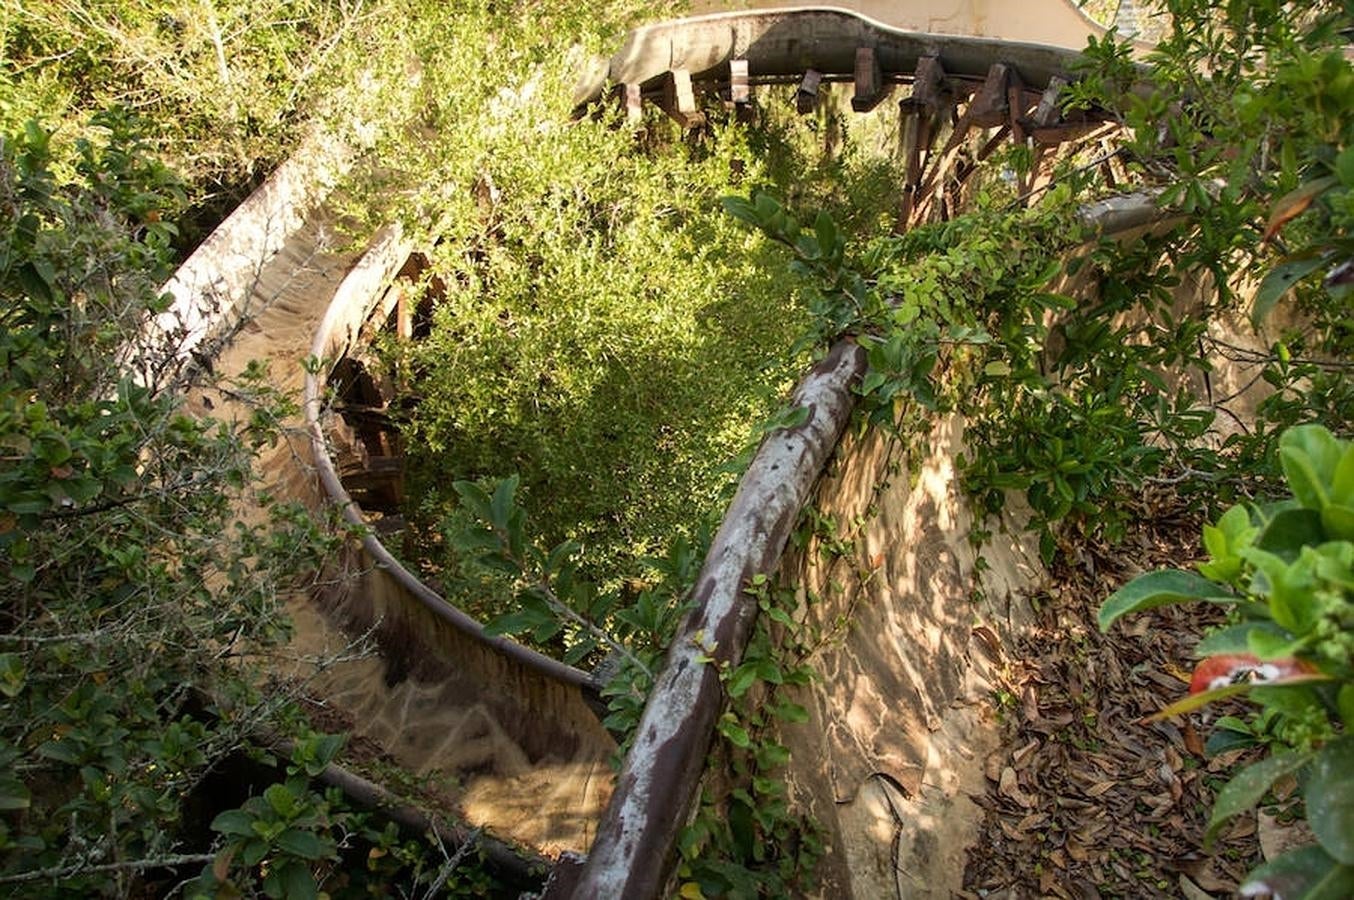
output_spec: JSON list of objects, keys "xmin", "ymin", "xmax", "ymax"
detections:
[{"xmin": 963, "ymin": 496, "xmax": 1265, "ymax": 899}]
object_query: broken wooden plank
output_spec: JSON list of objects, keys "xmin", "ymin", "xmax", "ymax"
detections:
[
  {"xmin": 795, "ymin": 68, "xmax": 822, "ymax": 114},
  {"xmin": 658, "ymin": 68, "xmax": 703, "ymax": 128},
  {"xmin": 851, "ymin": 46, "xmax": 891, "ymax": 112}
]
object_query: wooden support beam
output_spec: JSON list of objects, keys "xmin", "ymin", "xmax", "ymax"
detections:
[
  {"xmin": 969, "ymin": 62, "xmax": 1014, "ymax": 128},
  {"xmin": 976, "ymin": 124, "xmax": 1012, "ymax": 162},
  {"xmin": 394, "ymin": 284, "xmax": 412, "ymax": 341},
  {"xmin": 851, "ymin": 47, "xmax": 890, "ymax": 113},
  {"xmin": 658, "ymin": 68, "xmax": 703, "ymax": 128},
  {"xmin": 1032, "ymin": 75, "xmax": 1069, "ymax": 127},
  {"xmin": 896, "ymin": 55, "xmax": 951, "ymax": 230},
  {"xmin": 795, "ymin": 68, "xmax": 822, "ymax": 114},
  {"xmin": 907, "ymin": 55, "xmax": 950, "ymax": 115},
  {"xmin": 1031, "ymin": 119, "xmax": 1109, "ymax": 146},
  {"xmin": 728, "ymin": 58, "xmax": 750, "ymax": 106},
  {"xmin": 619, "ymin": 82, "xmax": 643, "ymax": 125}
]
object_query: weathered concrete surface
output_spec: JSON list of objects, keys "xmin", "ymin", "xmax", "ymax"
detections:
[
  {"xmin": 774, "ymin": 415, "xmax": 1044, "ymax": 898},
  {"xmin": 585, "ymin": 7, "xmax": 1098, "ymax": 102},
  {"xmin": 690, "ymin": 1, "xmax": 1109, "ymax": 47}
]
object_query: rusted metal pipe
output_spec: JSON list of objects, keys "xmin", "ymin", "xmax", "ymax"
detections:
[{"xmin": 568, "ymin": 339, "xmax": 866, "ymax": 899}]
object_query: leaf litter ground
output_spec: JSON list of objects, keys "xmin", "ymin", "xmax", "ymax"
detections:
[{"xmin": 962, "ymin": 492, "xmax": 1282, "ymax": 899}]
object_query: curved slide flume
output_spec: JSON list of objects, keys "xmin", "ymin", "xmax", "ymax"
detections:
[{"xmin": 180, "ymin": 0, "xmax": 1139, "ymax": 887}]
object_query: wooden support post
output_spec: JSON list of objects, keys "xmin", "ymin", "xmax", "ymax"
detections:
[
  {"xmin": 395, "ymin": 284, "xmax": 412, "ymax": 342},
  {"xmin": 795, "ymin": 69, "xmax": 822, "ymax": 114},
  {"xmin": 851, "ymin": 47, "xmax": 890, "ymax": 113},
  {"xmin": 1006, "ymin": 70, "xmax": 1028, "ymax": 142},
  {"xmin": 619, "ymin": 82, "xmax": 643, "ymax": 125},
  {"xmin": 728, "ymin": 58, "xmax": 750, "ymax": 106},
  {"xmin": 897, "ymin": 56, "xmax": 952, "ymax": 230},
  {"xmin": 969, "ymin": 62, "xmax": 1014, "ymax": 128},
  {"xmin": 658, "ymin": 68, "xmax": 703, "ymax": 128},
  {"xmin": 1031, "ymin": 75, "xmax": 1069, "ymax": 127},
  {"xmin": 910, "ymin": 55, "xmax": 950, "ymax": 115}
]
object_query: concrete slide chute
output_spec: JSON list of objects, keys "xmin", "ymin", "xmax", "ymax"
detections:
[{"xmin": 175, "ymin": 1, "xmax": 1140, "ymax": 892}]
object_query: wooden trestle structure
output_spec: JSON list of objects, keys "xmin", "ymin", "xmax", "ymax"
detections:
[{"xmin": 583, "ymin": 7, "xmax": 1124, "ymax": 233}]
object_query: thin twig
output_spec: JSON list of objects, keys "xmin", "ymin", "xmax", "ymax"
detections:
[{"xmin": 0, "ymin": 853, "xmax": 215, "ymax": 886}]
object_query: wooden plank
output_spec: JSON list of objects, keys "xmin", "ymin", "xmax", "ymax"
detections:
[
  {"xmin": 658, "ymin": 68, "xmax": 703, "ymax": 128},
  {"xmin": 851, "ymin": 46, "xmax": 890, "ymax": 113},
  {"xmin": 795, "ymin": 68, "xmax": 822, "ymax": 114}
]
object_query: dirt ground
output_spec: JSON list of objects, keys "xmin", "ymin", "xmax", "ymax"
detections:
[{"xmin": 962, "ymin": 490, "xmax": 1271, "ymax": 898}]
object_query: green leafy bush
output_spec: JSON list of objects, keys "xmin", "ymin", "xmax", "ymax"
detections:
[{"xmin": 1100, "ymin": 424, "xmax": 1353, "ymax": 896}]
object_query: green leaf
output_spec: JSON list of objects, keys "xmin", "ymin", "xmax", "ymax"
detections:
[
  {"xmin": 1340, "ymin": 684, "xmax": 1354, "ymax": 729},
  {"xmin": 242, "ymin": 838, "xmax": 269, "ymax": 867},
  {"xmin": 814, "ymin": 211, "xmax": 839, "ymax": 258},
  {"xmin": 1281, "ymin": 425, "xmax": 1345, "ymax": 511},
  {"xmin": 275, "ymin": 828, "xmax": 328, "ymax": 861},
  {"xmin": 726, "ymin": 664, "xmax": 759, "ymax": 699},
  {"xmin": 0, "ymin": 775, "xmax": 31, "ymax": 811},
  {"xmin": 1336, "ymin": 145, "xmax": 1354, "ymax": 187},
  {"xmin": 1321, "ymin": 503, "xmax": 1354, "ymax": 542},
  {"xmin": 773, "ymin": 701, "xmax": 809, "ymax": 724},
  {"xmin": 1256, "ymin": 508, "xmax": 1328, "ymax": 562},
  {"xmin": 211, "ymin": 809, "xmax": 256, "ymax": 838},
  {"xmin": 1333, "ymin": 444, "xmax": 1354, "ymax": 505},
  {"xmin": 1252, "ymin": 254, "xmax": 1328, "ymax": 327},
  {"xmin": 264, "ymin": 783, "xmax": 295, "ymax": 818},
  {"xmin": 1150, "ymin": 683, "xmax": 1252, "ymax": 720},
  {"xmin": 721, "ymin": 196, "xmax": 757, "ymax": 227},
  {"xmin": 1196, "ymin": 621, "xmax": 1289, "ymax": 657},
  {"xmin": 1240, "ymin": 845, "xmax": 1354, "ymax": 900},
  {"xmin": 1098, "ymin": 569, "xmax": 1234, "ymax": 632},
  {"xmin": 1207, "ymin": 750, "xmax": 1315, "ymax": 845},
  {"xmin": 451, "ymin": 480, "xmax": 493, "ymax": 523},
  {"xmin": 718, "ymin": 716, "xmax": 751, "ymax": 749},
  {"xmin": 489, "ymin": 475, "xmax": 518, "ymax": 532},
  {"xmin": 1307, "ymin": 737, "xmax": 1354, "ymax": 864}
]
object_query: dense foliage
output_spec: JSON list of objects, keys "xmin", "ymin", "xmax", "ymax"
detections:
[
  {"xmin": 387, "ymin": 91, "xmax": 904, "ymax": 624},
  {"xmin": 1101, "ymin": 424, "xmax": 1353, "ymax": 894},
  {"xmin": 0, "ymin": 112, "xmax": 334, "ymax": 894},
  {"xmin": 3, "ymin": 0, "xmax": 1351, "ymax": 895}
]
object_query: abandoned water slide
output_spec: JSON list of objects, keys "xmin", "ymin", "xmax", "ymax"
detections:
[{"xmin": 163, "ymin": 3, "xmax": 1154, "ymax": 896}]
